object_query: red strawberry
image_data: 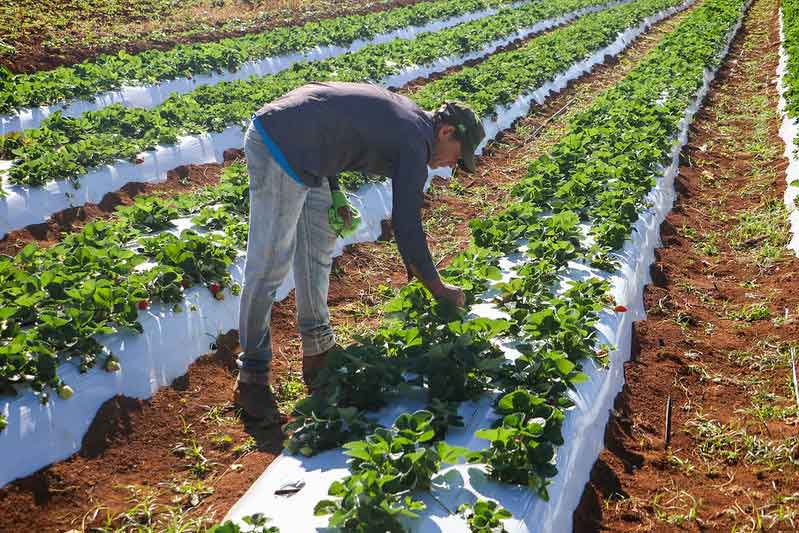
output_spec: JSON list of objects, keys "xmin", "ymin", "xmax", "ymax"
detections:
[
  {"xmin": 614, "ymin": 305, "xmax": 628, "ymax": 313},
  {"xmin": 181, "ymin": 278, "xmax": 191, "ymax": 289},
  {"xmin": 210, "ymin": 282, "xmax": 222, "ymax": 294},
  {"xmin": 138, "ymin": 299, "xmax": 150, "ymax": 310}
]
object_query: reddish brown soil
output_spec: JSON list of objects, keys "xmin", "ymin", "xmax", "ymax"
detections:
[
  {"xmin": 3, "ymin": 0, "xmax": 426, "ymax": 74},
  {"xmin": 0, "ymin": 7, "xmax": 698, "ymax": 531},
  {"xmin": 575, "ymin": 0, "xmax": 799, "ymax": 530}
]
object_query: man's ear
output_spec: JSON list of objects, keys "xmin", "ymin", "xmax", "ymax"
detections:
[{"xmin": 437, "ymin": 123, "xmax": 456, "ymax": 141}]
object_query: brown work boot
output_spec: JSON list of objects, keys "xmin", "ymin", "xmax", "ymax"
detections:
[
  {"xmin": 233, "ymin": 370, "xmax": 285, "ymax": 425},
  {"xmin": 302, "ymin": 354, "xmax": 327, "ymax": 393},
  {"xmin": 303, "ymin": 345, "xmax": 340, "ymax": 393}
]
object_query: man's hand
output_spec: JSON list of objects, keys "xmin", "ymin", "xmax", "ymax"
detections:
[
  {"xmin": 329, "ymin": 190, "xmax": 361, "ymax": 238},
  {"xmin": 407, "ymin": 265, "xmax": 465, "ymax": 307},
  {"xmin": 431, "ymin": 282, "xmax": 466, "ymax": 307},
  {"xmin": 337, "ymin": 205, "xmax": 353, "ymax": 230}
]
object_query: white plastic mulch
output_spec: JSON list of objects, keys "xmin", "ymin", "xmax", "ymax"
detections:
[{"xmin": 776, "ymin": 9, "xmax": 799, "ymax": 255}]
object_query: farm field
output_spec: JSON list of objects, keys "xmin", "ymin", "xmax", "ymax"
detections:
[
  {"xmin": 0, "ymin": 0, "xmax": 797, "ymax": 531},
  {"xmin": 0, "ymin": 0, "xmax": 428, "ymax": 73}
]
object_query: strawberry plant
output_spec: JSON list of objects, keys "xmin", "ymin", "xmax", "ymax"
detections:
[
  {"xmin": 470, "ymin": 203, "xmax": 547, "ymax": 253},
  {"xmin": 439, "ymin": 245, "xmax": 504, "ymax": 298},
  {"xmin": 426, "ymin": 399, "xmax": 465, "ymax": 440},
  {"xmin": 283, "ymin": 396, "xmax": 375, "ymax": 457},
  {"xmin": 314, "ymin": 343, "xmax": 406, "ymax": 411},
  {"xmin": 469, "ymin": 390, "xmax": 565, "ymax": 500},
  {"xmin": 191, "ymin": 206, "xmax": 242, "ymax": 233},
  {"xmin": 139, "ymin": 230, "xmax": 238, "ymax": 289},
  {"xmin": 343, "ymin": 411, "xmax": 466, "ymax": 492},
  {"xmin": 115, "ymin": 197, "xmax": 179, "ymax": 233},
  {"xmin": 519, "ymin": 279, "xmax": 609, "ymax": 359},
  {"xmin": 380, "ymin": 283, "xmax": 511, "ymax": 401},
  {"xmin": 314, "ymin": 470, "xmax": 425, "ymax": 533},
  {"xmin": 209, "ymin": 513, "xmax": 280, "ymax": 533},
  {"xmin": 408, "ymin": 331, "xmax": 505, "ymax": 402},
  {"xmin": 458, "ymin": 499, "xmax": 513, "ymax": 533},
  {"xmin": 314, "ymin": 411, "xmax": 466, "ymax": 530},
  {"xmin": 495, "ymin": 348, "xmax": 588, "ymax": 408}
]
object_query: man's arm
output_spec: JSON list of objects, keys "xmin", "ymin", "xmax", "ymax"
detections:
[{"xmin": 391, "ymin": 152, "xmax": 464, "ymax": 306}]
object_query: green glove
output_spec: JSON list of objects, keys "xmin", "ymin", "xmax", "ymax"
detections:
[{"xmin": 328, "ymin": 190, "xmax": 362, "ymax": 238}]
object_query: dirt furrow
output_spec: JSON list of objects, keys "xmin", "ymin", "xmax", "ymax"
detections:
[
  {"xmin": 574, "ymin": 0, "xmax": 799, "ymax": 530},
  {"xmin": 0, "ymin": 5, "xmax": 699, "ymax": 531}
]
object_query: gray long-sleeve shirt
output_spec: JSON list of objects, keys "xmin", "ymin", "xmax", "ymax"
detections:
[{"xmin": 254, "ymin": 81, "xmax": 438, "ymax": 283}]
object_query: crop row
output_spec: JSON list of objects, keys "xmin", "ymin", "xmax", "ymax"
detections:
[
  {"xmin": 779, "ymin": 0, "xmax": 799, "ymax": 254},
  {"xmin": 0, "ymin": 0, "xmax": 615, "ymax": 192},
  {"xmin": 273, "ymin": 0, "xmax": 745, "ymax": 529},
  {"xmin": 517, "ymin": 0, "xmax": 746, "ymax": 254},
  {"xmin": 0, "ymin": 0, "xmax": 686, "ymax": 420},
  {"xmin": 0, "ymin": 0, "xmax": 517, "ymax": 115},
  {"xmin": 782, "ymin": 0, "xmax": 799, "ymax": 124}
]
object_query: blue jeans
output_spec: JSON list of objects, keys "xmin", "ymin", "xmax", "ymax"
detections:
[{"xmin": 238, "ymin": 123, "xmax": 337, "ymax": 375}]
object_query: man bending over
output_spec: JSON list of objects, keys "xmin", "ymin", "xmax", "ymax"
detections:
[{"xmin": 236, "ymin": 81, "xmax": 485, "ymax": 421}]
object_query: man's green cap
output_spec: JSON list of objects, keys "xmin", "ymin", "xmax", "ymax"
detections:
[{"xmin": 437, "ymin": 101, "xmax": 485, "ymax": 173}]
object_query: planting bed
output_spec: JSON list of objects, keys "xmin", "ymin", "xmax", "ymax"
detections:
[
  {"xmin": 577, "ymin": 0, "xmax": 799, "ymax": 529},
  {"xmin": 1, "ymin": 0, "xmax": 793, "ymax": 530}
]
